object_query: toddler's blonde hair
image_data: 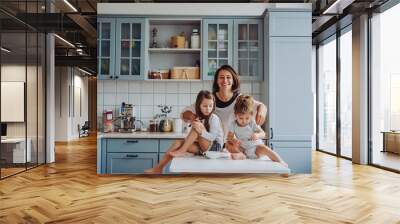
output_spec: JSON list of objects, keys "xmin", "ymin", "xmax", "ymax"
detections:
[{"xmin": 234, "ymin": 95, "xmax": 253, "ymax": 115}]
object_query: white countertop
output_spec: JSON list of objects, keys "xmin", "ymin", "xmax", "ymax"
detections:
[{"xmin": 98, "ymin": 132, "xmax": 187, "ymax": 139}]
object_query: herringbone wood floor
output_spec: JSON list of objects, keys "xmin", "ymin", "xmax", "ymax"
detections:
[{"xmin": 1, "ymin": 135, "xmax": 399, "ymax": 224}]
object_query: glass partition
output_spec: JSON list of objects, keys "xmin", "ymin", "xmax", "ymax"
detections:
[{"xmin": 317, "ymin": 35, "xmax": 337, "ymax": 155}]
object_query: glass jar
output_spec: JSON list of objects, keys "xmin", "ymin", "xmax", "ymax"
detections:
[{"xmin": 191, "ymin": 29, "xmax": 200, "ymax": 49}]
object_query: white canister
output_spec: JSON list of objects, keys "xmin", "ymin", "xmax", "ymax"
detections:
[
  {"xmin": 190, "ymin": 29, "xmax": 200, "ymax": 49},
  {"xmin": 174, "ymin": 118, "xmax": 183, "ymax": 133}
]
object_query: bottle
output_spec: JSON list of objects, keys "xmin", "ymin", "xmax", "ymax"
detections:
[{"xmin": 191, "ymin": 29, "xmax": 200, "ymax": 49}]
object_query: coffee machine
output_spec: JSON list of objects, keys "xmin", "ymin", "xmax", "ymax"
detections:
[{"xmin": 118, "ymin": 102, "xmax": 135, "ymax": 133}]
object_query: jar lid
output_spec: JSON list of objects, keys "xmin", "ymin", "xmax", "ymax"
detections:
[{"xmin": 192, "ymin": 29, "xmax": 198, "ymax": 33}]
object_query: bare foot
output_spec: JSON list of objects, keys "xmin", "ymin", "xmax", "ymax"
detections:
[
  {"xmin": 231, "ymin": 152, "xmax": 246, "ymax": 160},
  {"xmin": 170, "ymin": 151, "xmax": 194, "ymax": 157},
  {"xmin": 280, "ymin": 161, "xmax": 289, "ymax": 168},
  {"xmin": 144, "ymin": 167, "xmax": 162, "ymax": 174},
  {"xmin": 280, "ymin": 173, "xmax": 289, "ymax": 178}
]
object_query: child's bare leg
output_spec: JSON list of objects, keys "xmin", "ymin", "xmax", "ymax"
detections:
[
  {"xmin": 197, "ymin": 137, "xmax": 212, "ymax": 154},
  {"xmin": 145, "ymin": 140, "xmax": 183, "ymax": 174},
  {"xmin": 170, "ymin": 129, "xmax": 199, "ymax": 157},
  {"xmin": 255, "ymin": 145, "xmax": 288, "ymax": 167},
  {"xmin": 225, "ymin": 142, "xmax": 246, "ymax": 160}
]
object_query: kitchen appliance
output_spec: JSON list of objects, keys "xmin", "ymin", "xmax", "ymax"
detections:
[
  {"xmin": 103, "ymin": 110, "xmax": 113, "ymax": 133},
  {"xmin": 118, "ymin": 103, "xmax": 136, "ymax": 133}
]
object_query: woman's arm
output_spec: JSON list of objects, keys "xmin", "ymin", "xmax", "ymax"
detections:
[{"xmin": 253, "ymin": 100, "xmax": 267, "ymax": 125}]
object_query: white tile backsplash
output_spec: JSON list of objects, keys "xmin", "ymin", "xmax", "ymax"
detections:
[
  {"xmin": 141, "ymin": 94, "xmax": 154, "ymax": 105},
  {"xmin": 116, "ymin": 81, "xmax": 129, "ymax": 93},
  {"xmin": 178, "ymin": 82, "xmax": 191, "ymax": 94},
  {"xmin": 103, "ymin": 80, "xmax": 116, "ymax": 93},
  {"xmin": 142, "ymin": 82, "xmax": 154, "ymax": 93},
  {"xmin": 178, "ymin": 94, "xmax": 191, "ymax": 106},
  {"xmin": 166, "ymin": 94, "xmax": 178, "ymax": 106},
  {"xmin": 190, "ymin": 82, "xmax": 203, "ymax": 93},
  {"xmin": 99, "ymin": 80, "xmax": 263, "ymax": 121},
  {"xmin": 190, "ymin": 93, "xmax": 197, "ymax": 103},
  {"xmin": 97, "ymin": 80, "xmax": 103, "ymax": 93},
  {"xmin": 116, "ymin": 93, "xmax": 129, "ymax": 104},
  {"xmin": 166, "ymin": 82, "xmax": 178, "ymax": 93},
  {"xmin": 241, "ymin": 82, "xmax": 252, "ymax": 94},
  {"xmin": 252, "ymin": 82, "xmax": 261, "ymax": 94},
  {"xmin": 128, "ymin": 81, "xmax": 142, "ymax": 93},
  {"xmin": 103, "ymin": 93, "xmax": 116, "ymax": 106},
  {"xmin": 129, "ymin": 93, "xmax": 141, "ymax": 105},
  {"xmin": 154, "ymin": 94, "xmax": 166, "ymax": 105},
  {"xmin": 154, "ymin": 82, "xmax": 166, "ymax": 93}
]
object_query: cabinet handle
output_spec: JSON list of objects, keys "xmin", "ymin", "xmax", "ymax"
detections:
[
  {"xmin": 110, "ymin": 76, "xmax": 113, "ymax": 79},
  {"xmin": 115, "ymin": 76, "xmax": 119, "ymax": 79},
  {"xmin": 126, "ymin": 140, "xmax": 139, "ymax": 144},
  {"xmin": 126, "ymin": 154, "xmax": 138, "ymax": 158},
  {"xmin": 270, "ymin": 128, "xmax": 274, "ymax": 139},
  {"xmin": 270, "ymin": 143, "xmax": 274, "ymax": 150}
]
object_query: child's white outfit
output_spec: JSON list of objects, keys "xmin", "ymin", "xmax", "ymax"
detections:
[
  {"xmin": 199, "ymin": 114, "xmax": 224, "ymax": 152},
  {"xmin": 228, "ymin": 119, "xmax": 264, "ymax": 159}
]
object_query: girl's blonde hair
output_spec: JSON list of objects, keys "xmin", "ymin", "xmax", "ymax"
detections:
[
  {"xmin": 234, "ymin": 95, "xmax": 253, "ymax": 115},
  {"xmin": 195, "ymin": 90, "xmax": 215, "ymax": 131}
]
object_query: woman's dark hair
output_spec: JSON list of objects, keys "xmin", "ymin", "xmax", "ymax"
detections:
[
  {"xmin": 212, "ymin": 65, "xmax": 240, "ymax": 95},
  {"xmin": 195, "ymin": 90, "xmax": 215, "ymax": 132}
]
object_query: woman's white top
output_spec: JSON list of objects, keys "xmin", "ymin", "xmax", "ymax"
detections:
[{"xmin": 181, "ymin": 93, "xmax": 262, "ymax": 140}]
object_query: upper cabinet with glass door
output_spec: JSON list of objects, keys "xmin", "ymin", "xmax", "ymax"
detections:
[
  {"xmin": 202, "ymin": 19, "xmax": 233, "ymax": 80},
  {"xmin": 97, "ymin": 18, "xmax": 116, "ymax": 80},
  {"xmin": 234, "ymin": 19, "xmax": 263, "ymax": 80},
  {"xmin": 116, "ymin": 18, "xmax": 146, "ymax": 80}
]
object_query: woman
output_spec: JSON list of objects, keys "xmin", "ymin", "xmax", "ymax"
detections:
[
  {"xmin": 145, "ymin": 65, "xmax": 267, "ymax": 174},
  {"xmin": 182, "ymin": 65, "xmax": 267, "ymax": 137}
]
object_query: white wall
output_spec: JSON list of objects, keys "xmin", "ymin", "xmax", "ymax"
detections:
[{"xmin": 55, "ymin": 67, "xmax": 89, "ymax": 141}]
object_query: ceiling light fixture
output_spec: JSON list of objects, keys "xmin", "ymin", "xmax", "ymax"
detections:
[
  {"xmin": 54, "ymin": 34, "xmax": 75, "ymax": 48},
  {"xmin": 63, "ymin": 0, "xmax": 78, "ymax": 12},
  {"xmin": 78, "ymin": 67, "xmax": 92, "ymax": 76},
  {"xmin": 1, "ymin": 47, "xmax": 11, "ymax": 53}
]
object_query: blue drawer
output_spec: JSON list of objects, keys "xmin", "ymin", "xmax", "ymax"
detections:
[
  {"xmin": 107, "ymin": 139, "xmax": 158, "ymax": 153},
  {"xmin": 107, "ymin": 152, "xmax": 158, "ymax": 174}
]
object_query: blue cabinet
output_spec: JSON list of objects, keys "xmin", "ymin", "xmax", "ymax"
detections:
[
  {"xmin": 270, "ymin": 141, "xmax": 311, "ymax": 173},
  {"xmin": 266, "ymin": 11, "xmax": 313, "ymax": 173},
  {"xmin": 202, "ymin": 18, "xmax": 263, "ymax": 81},
  {"xmin": 107, "ymin": 152, "xmax": 158, "ymax": 174},
  {"xmin": 233, "ymin": 19, "xmax": 263, "ymax": 81},
  {"xmin": 97, "ymin": 18, "xmax": 116, "ymax": 80},
  {"xmin": 268, "ymin": 36, "xmax": 313, "ymax": 142},
  {"xmin": 202, "ymin": 19, "xmax": 234, "ymax": 80},
  {"xmin": 98, "ymin": 138, "xmax": 178, "ymax": 174},
  {"xmin": 267, "ymin": 11, "xmax": 311, "ymax": 37},
  {"xmin": 115, "ymin": 18, "xmax": 146, "ymax": 80}
]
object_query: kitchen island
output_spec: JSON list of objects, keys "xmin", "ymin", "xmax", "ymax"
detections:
[{"xmin": 97, "ymin": 132, "xmax": 186, "ymax": 174}]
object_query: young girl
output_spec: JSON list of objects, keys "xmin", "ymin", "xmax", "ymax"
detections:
[
  {"xmin": 227, "ymin": 95, "xmax": 288, "ymax": 167},
  {"xmin": 145, "ymin": 90, "xmax": 224, "ymax": 174}
]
